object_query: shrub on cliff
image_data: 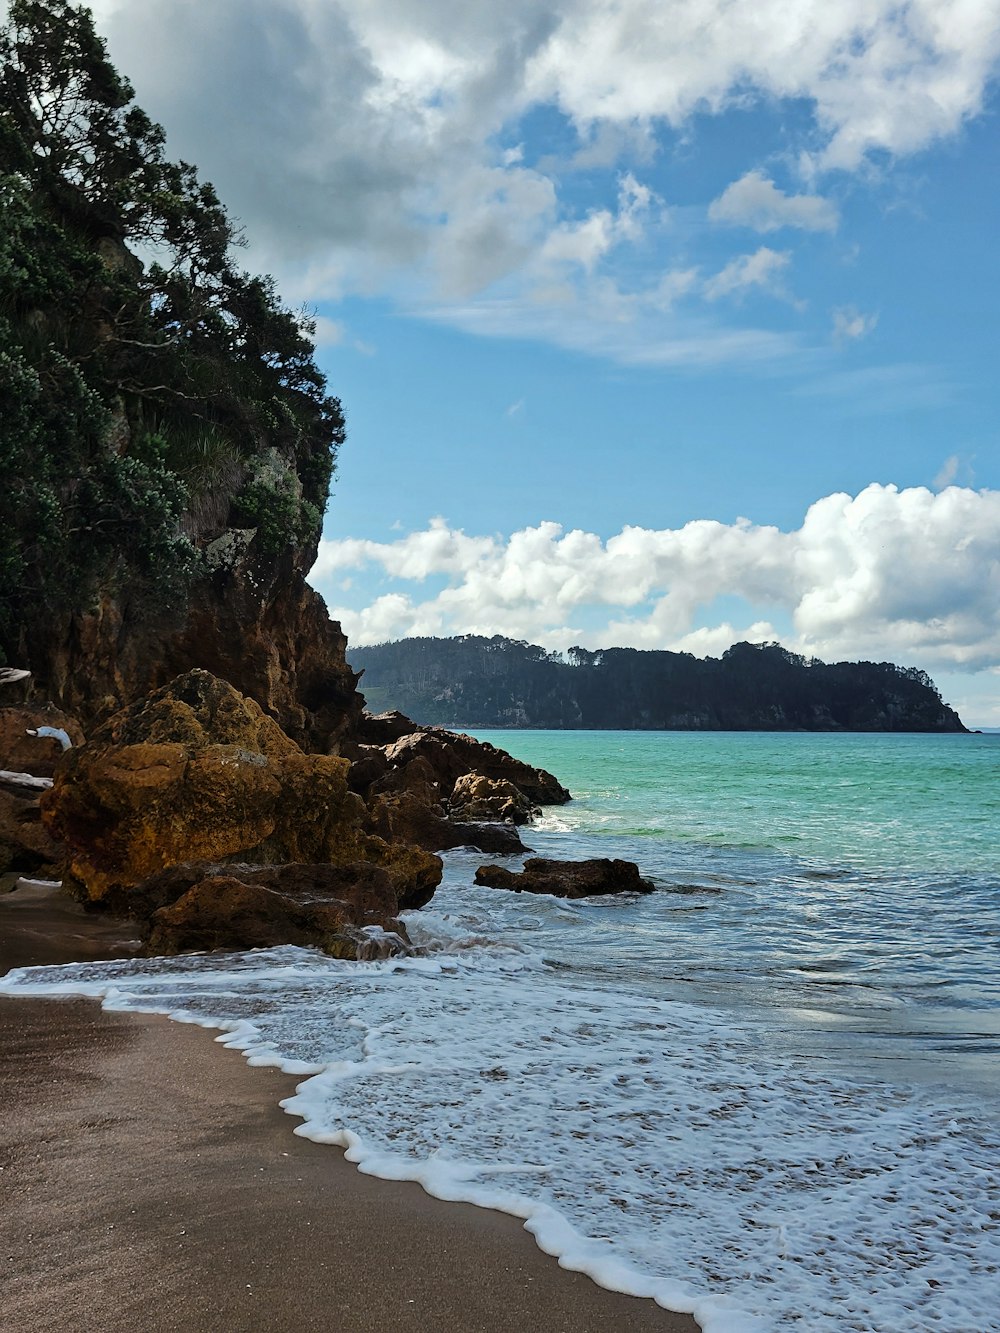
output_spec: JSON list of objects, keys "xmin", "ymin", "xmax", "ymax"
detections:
[{"xmin": 0, "ymin": 0, "xmax": 344, "ymax": 663}]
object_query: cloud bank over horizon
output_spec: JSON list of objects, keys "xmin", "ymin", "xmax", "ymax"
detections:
[{"xmin": 312, "ymin": 484, "xmax": 1000, "ymax": 678}]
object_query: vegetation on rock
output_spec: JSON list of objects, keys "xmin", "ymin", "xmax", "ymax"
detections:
[
  {"xmin": 351, "ymin": 635, "xmax": 967, "ymax": 732},
  {"xmin": 0, "ymin": 0, "xmax": 344, "ymax": 665}
]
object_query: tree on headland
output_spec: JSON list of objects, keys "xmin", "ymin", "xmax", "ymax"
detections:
[
  {"xmin": 0, "ymin": 0, "xmax": 344, "ymax": 664},
  {"xmin": 350, "ymin": 635, "xmax": 966, "ymax": 732}
]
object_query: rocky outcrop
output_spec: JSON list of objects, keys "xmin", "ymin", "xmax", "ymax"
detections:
[
  {"xmin": 366, "ymin": 726, "xmax": 571, "ymax": 806},
  {"xmin": 19, "ymin": 549, "xmax": 363, "ymax": 752},
  {"xmin": 475, "ymin": 857, "xmax": 655, "ymax": 899},
  {"xmin": 141, "ymin": 862, "xmax": 411, "ymax": 960},
  {"xmin": 448, "ymin": 773, "xmax": 538, "ymax": 825},
  {"xmin": 366, "ymin": 791, "xmax": 526, "ymax": 856},
  {"xmin": 342, "ymin": 715, "xmax": 566, "ymax": 855},
  {"xmin": 42, "ymin": 670, "xmax": 441, "ymax": 911}
]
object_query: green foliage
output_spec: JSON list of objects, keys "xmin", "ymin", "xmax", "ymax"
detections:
[
  {"xmin": 231, "ymin": 476, "xmax": 321, "ymax": 559},
  {"xmin": 350, "ymin": 636, "xmax": 966, "ymax": 732},
  {"xmin": 0, "ymin": 0, "xmax": 344, "ymax": 659}
]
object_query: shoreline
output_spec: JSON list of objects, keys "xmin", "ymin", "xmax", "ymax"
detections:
[{"xmin": 0, "ymin": 883, "xmax": 700, "ymax": 1332}]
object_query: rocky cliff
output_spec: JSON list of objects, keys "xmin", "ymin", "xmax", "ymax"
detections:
[{"xmin": 17, "ymin": 534, "xmax": 363, "ymax": 754}]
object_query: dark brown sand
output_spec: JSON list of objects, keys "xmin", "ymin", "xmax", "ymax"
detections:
[{"xmin": 0, "ymin": 883, "xmax": 700, "ymax": 1332}]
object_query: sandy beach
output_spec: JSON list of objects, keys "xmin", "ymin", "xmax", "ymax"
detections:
[{"xmin": 0, "ymin": 883, "xmax": 699, "ymax": 1332}]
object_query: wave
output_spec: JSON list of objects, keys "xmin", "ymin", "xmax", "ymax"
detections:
[{"xmin": 3, "ymin": 945, "xmax": 998, "ymax": 1333}]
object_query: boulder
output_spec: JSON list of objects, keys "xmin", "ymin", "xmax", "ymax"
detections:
[
  {"xmin": 346, "ymin": 745, "xmax": 390, "ymax": 794},
  {"xmin": 369, "ymin": 753, "xmax": 442, "ymax": 803},
  {"xmin": 142, "ymin": 862, "xmax": 410, "ymax": 960},
  {"xmin": 449, "ymin": 772, "xmax": 538, "ymax": 825},
  {"xmin": 474, "ymin": 857, "xmax": 655, "ymax": 899},
  {"xmin": 42, "ymin": 670, "xmax": 442, "ymax": 909}
]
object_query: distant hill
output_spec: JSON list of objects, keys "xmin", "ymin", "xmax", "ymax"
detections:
[{"xmin": 349, "ymin": 636, "xmax": 967, "ymax": 732}]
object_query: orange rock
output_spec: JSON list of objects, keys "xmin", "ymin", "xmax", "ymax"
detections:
[
  {"xmin": 143, "ymin": 865, "xmax": 411, "ymax": 960},
  {"xmin": 43, "ymin": 670, "xmax": 440, "ymax": 908}
]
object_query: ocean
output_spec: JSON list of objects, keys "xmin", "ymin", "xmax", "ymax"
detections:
[{"xmin": 3, "ymin": 730, "xmax": 998, "ymax": 1332}]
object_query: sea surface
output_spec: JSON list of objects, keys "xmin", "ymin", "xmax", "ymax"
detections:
[{"xmin": 4, "ymin": 731, "xmax": 999, "ymax": 1332}]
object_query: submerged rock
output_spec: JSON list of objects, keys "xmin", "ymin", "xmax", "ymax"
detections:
[
  {"xmin": 475, "ymin": 857, "xmax": 655, "ymax": 899},
  {"xmin": 142, "ymin": 861, "xmax": 411, "ymax": 959},
  {"xmin": 42, "ymin": 670, "xmax": 442, "ymax": 910}
]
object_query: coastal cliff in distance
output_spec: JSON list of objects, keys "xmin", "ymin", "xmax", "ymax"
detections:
[{"xmin": 350, "ymin": 636, "xmax": 967, "ymax": 732}]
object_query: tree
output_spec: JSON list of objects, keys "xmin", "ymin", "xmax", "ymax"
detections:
[{"xmin": 0, "ymin": 0, "xmax": 344, "ymax": 662}]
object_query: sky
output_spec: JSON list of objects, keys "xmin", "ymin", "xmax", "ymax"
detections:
[{"xmin": 80, "ymin": 0, "xmax": 1000, "ymax": 723}]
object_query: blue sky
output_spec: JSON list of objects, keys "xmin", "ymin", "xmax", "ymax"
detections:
[{"xmin": 89, "ymin": 0, "xmax": 1000, "ymax": 722}]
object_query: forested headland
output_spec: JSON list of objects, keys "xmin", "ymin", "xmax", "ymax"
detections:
[{"xmin": 350, "ymin": 636, "xmax": 967, "ymax": 732}]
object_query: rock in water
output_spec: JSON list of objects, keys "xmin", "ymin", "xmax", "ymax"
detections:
[
  {"xmin": 42, "ymin": 670, "xmax": 441, "ymax": 910},
  {"xmin": 370, "ymin": 727, "xmax": 571, "ymax": 806},
  {"xmin": 475, "ymin": 857, "xmax": 655, "ymax": 899}
]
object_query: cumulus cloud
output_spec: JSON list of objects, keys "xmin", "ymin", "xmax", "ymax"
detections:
[
  {"xmin": 312, "ymin": 485, "xmax": 1000, "ymax": 671},
  {"xmin": 709, "ymin": 171, "xmax": 838, "ymax": 233},
  {"xmin": 83, "ymin": 0, "xmax": 1000, "ymax": 334}
]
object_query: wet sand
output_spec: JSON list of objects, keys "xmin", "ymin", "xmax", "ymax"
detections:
[{"xmin": 0, "ymin": 883, "xmax": 700, "ymax": 1332}]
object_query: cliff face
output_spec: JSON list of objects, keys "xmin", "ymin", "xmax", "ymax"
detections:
[{"xmin": 20, "ymin": 541, "xmax": 362, "ymax": 753}]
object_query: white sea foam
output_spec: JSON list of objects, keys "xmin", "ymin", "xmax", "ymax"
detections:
[{"xmin": 3, "ymin": 935, "xmax": 997, "ymax": 1333}]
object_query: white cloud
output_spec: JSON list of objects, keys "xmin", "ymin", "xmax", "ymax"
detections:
[
  {"xmin": 84, "ymin": 0, "xmax": 1000, "ymax": 324},
  {"xmin": 538, "ymin": 173, "xmax": 655, "ymax": 273},
  {"xmin": 313, "ymin": 484, "xmax": 1000, "ymax": 672},
  {"xmin": 709, "ymin": 171, "xmax": 838, "ymax": 233},
  {"xmin": 310, "ymin": 315, "xmax": 346, "ymax": 346},
  {"xmin": 933, "ymin": 453, "xmax": 976, "ymax": 489},
  {"xmin": 704, "ymin": 248, "xmax": 793, "ymax": 302},
  {"xmin": 832, "ymin": 306, "xmax": 879, "ymax": 341}
]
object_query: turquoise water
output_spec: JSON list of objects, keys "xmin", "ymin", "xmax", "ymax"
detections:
[{"xmin": 471, "ymin": 730, "xmax": 1000, "ymax": 1090}]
